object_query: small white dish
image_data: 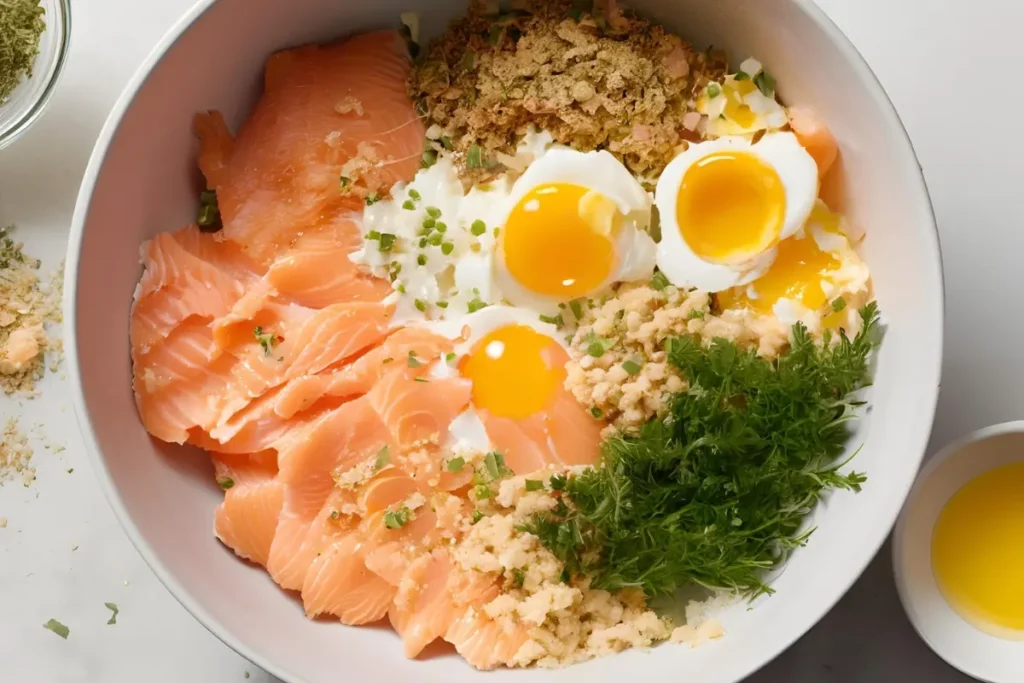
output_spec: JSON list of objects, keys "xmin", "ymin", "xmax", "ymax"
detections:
[{"xmin": 893, "ymin": 421, "xmax": 1024, "ymax": 683}]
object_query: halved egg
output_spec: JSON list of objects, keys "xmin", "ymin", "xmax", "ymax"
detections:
[
  {"xmin": 654, "ymin": 132, "xmax": 819, "ymax": 292},
  {"xmin": 494, "ymin": 148, "xmax": 656, "ymax": 311},
  {"xmin": 428, "ymin": 307, "xmax": 603, "ymax": 474}
]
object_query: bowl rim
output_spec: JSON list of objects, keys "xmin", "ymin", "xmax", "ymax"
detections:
[
  {"xmin": 63, "ymin": 0, "xmax": 944, "ymax": 681},
  {"xmin": 892, "ymin": 420, "xmax": 1024, "ymax": 683},
  {"xmin": 0, "ymin": 0, "xmax": 73, "ymax": 150}
]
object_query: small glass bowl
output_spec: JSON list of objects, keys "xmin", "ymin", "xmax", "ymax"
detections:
[{"xmin": 0, "ymin": 0, "xmax": 72, "ymax": 151}]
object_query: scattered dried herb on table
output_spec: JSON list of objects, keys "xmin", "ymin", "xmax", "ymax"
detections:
[{"xmin": 0, "ymin": 0, "xmax": 46, "ymax": 106}]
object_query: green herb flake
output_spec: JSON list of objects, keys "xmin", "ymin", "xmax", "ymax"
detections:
[
  {"xmin": 414, "ymin": 299, "xmax": 428, "ymax": 312},
  {"xmin": 422, "ymin": 149, "xmax": 438, "ymax": 169},
  {"xmin": 474, "ymin": 484, "xmax": 493, "ymax": 500},
  {"xmin": 539, "ymin": 313, "xmax": 563, "ymax": 327},
  {"xmin": 43, "ymin": 619, "xmax": 69, "ymax": 639},
  {"xmin": 447, "ymin": 456, "xmax": 466, "ymax": 473},
  {"xmin": 365, "ymin": 193, "xmax": 381, "ymax": 205},
  {"xmin": 482, "ymin": 451, "xmax": 512, "ymax": 481},
  {"xmin": 402, "ymin": 200, "xmax": 416, "ymax": 210},
  {"xmin": 549, "ymin": 474, "xmax": 567, "ymax": 491},
  {"xmin": 831, "ymin": 297, "xmax": 847, "ymax": 313},
  {"xmin": 687, "ymin": 309, "xmax": 706, "ymax": 321},
  {"xmin": 525, "ymin": 479, "xmax": 544, "ymax": 492},
  {"xmin": 734, "ymin": 70, "xmax": 751, "ymax": 81},
  {"xmin": 621, "ymin": 358, "xmax": 644, "ymax": 375},
  {"xmin": 471, "ymin": 219, "xmax": 487, "ymax": 236},
  {"xmin": 426, "ymin": 206, "xmax": 442, "ymax": 219},
  {"xmin": 427, "ymin": 232, "xmax": 444, "ymax": 247},
  {"xmin": 650, "ymin": 270, "xmax": 671, "ymax": 291},
  {"xmin": 434, "ymin": 221, "xmax": 447, "ymax": 233},
  {"xmin": 440, "ymin": 135, "xmax": 455, "ymax": 150},
  {"xmin": 590, "ymin": 406, "xmax": 604, "ymax": 419},
  {"xmin": 378, "ymin": 233, "xmax": 396, "ymax": 252},
  {"xmin": 466, "ymin": 144, "xmax": 485, "ymax": 169},
  {"xmin": 472, "ymin": 509, "xmax": 484, "ymax": 524},
  {"xmin": 408, "ymin": 188, "xmax": 422, "ymax": 201},
  {"xmin": 366, "ymin": 230, "xmax": 381, "ymax": 241},
  {"xmin": 467, "ymin": 297, "xmax": 488, "ymax": 313},
  {"xmin": 339, "ymin": 176, "xmax": 353, "ymax": 192},
  {"xmin": 569, "ymin": 299, "xmax": 585, "ymax": 321},
  {"xmin": 384, "ymin": 507, "xmax": 411, "ymax": 529},
  {"xmin": 413, "ymin": 377, "xmax": 429, "ymax": 383},
  {"xmin": 422, "ymin": 217, "xmax": 436, "ymax": 230},
  {"xmin": 445, "ymin": 352, "xmax": 457, "ymax": 364},
  {"xmin": 512, "ymin": 569, "xmax": 526, "ymax": 587},
  {"xmin": 436, "ymin": 300, "xmax": 449, "ymax": 309},
  {"xmin": 104, "ymin": 602, "xmax": 119, "ymax": 625},
  {"xmin": 407, "ymin": 351, "xmax": 423, "ymax": 368},
  {"xmin": 583, "ymin": 331, "xmax": 614, "ymax": 358},
  {"xmin": 217, "ymin": 477, "xmax": 234, "ymax": 491},
  {"xmin": 706, "ymin": 82, "xmax": 722, "ymax": 99},
  {"xmin": 441, "ymin": 242, "xmax": 455, "ymax": 255},
  {"xmin": 253, "ymin": 326, "xmax": 278, "ymax": 357},
  {"xmin": 753, "ymin": 70, "xmax": 776, "ymax": 98},
  {"xmin": 374, "ymin": 446, "xmax": 391, "ymax": 471}
]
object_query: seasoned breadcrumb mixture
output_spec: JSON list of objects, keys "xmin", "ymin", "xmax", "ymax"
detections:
[
  {"xmin": 410, "ymin": 0, "xmax": 726, "ymax": 184},
  {"xmin": 0, "ymin": 417, "xmax": 34, "ymax": 486},
  {"xmin": 451, "ymin": 473, "xmax": 723, "ymax": 667}
]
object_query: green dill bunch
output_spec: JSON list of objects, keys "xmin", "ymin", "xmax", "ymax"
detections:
[{"xmin": 525, "ymin": 304, "xmax": 881, "ymax": 599}]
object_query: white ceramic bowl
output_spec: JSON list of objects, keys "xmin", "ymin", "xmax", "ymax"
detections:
[
  {"xmin": 893, "ymin": 422, "xmax": 1024, "ymax": 683},
  {"xmin": 65, "ymin": 1, "xmax": 943, "ymax": 681}
]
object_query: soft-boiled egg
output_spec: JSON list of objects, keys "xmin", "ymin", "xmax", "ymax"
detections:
[
  {"xmin": 654, "ymin": 132, "xmax": 819, "ymax": 292},
  {"xmin": 494, "ymin": 148, "xmax": 657, "ymax": 311}
]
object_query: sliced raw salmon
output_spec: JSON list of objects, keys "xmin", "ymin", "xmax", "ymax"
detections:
[
  {"xmin": 444, "ymin": 606, "xmax": 531, "ymax": 670},
  {"xmin": 132, "ymin": 317, "xmax": 220, "ymax": 394},
  {"xmin": 388, "ymin": 549, "xmax": 461, "ymax": 658},
  {"xmin": 301, "ymin": 532, "xmax": 395, "ymax": 623},
  {"xmin": 211, "ymin": 452, "xmax": 282, "ymax": 567},
  {"xmin": 194, "ymin": 111, "xmax": 234, "ymax": 190},
  {"xmin": 215, "ymin": 31, "xmax": 424, "ymax": 264},
  {"xmin": 368, "ymin": 366, "xmax": 472, "ymax": 447},
  {"xmin": 788, "ymin": 107, "xmax": 838, "ymax": 180}
]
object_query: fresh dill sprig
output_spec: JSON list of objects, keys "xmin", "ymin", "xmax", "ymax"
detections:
[{"xmin": 524, "ymin": 304, "xmax": 881, "ymax": 599}]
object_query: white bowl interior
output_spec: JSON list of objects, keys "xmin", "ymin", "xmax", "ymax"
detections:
[
  {"xmin": 894, "ymin": 424, "xmax": 1024, "ymax": 683},
  {"xmin": 66, "ymin": 0, "xmax": 943, "ymax": 681}
]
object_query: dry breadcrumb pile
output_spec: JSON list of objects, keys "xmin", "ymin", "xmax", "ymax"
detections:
[
  {"xmin": 0, "ymin": 417, "xmax": 34, "ymax": 486},
  {"xmin": 565, "ymin": 283, "xmax": 794, "ymax": 431},
  {"xmin": 0, "ymin": 227, "xmax": 64, "ymax": 395},
  {"xmin": 410, "ymin": 0, "xmax": 725, "ymax": 184}
]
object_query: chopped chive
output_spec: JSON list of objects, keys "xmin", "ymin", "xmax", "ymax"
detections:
[
  {"xmin": 427, "ymin": 232, "xmax": 444, "ymax": 246},
  {"xmin": 441, "ymin": 242, "xmax": 455, "ymax": 255},
  {"xmin": 422, "ymin": 217, "xmax": 436, "ymax": 230},
  {"xmin": 734, "ymin": 70, "xmax": 751, "ymax": 81},
  {"xmin": 388, "ymin": 262, "xmax": 402, "ymax": 281},
  {"xmin": 539, "ymin": 313, "xmax": 563, "ymax": 327},
  {"xmin": 447, "ymin": 456, "xmax": 466, "ymax": 472},
  {"xmin": 467, "ymin": 297, "xmax": 488, "ymax": 313},
  {"xmin": 569, "ymin": 298, "xmax": 584, "ymax": 321},
  {"xmin": 414, "ymin": 377, "xmax": 429, "ymax": 383},
  {"xmin": 414, "ymin": 299, "xmax": 428, "ymax": 312},
  {"xmin": 474, "ymin": 484, "xmax": 492, "ymax": 500},
  {"xmin": 622, "ymin": 358, "xmax": 643, "ymax": 375},
  {"xmin": 374, "ymin": 446, "xmax": 391, "ymax": 470},
  {"xmin": 753, "ymin": 70, "xmax": 776, "ymax": 98},
  {"xmin": 104, "ymin": 602, "xmax": 119, "ymax": 625},
  {"xmin": 419, "ymin": 238, "xmax": 428, "ymax": 248},
  {"xmin": 417, "ymin": 254, "xmax": 428, "ymax": 266},
  {"xmin": 436, "ymin": 300, "xmax": 449, "ymax": 309},
  {"xmin": 402, "ymin": 200, "xmax": 416, "ymax": 210},
  {"xmin": 471, "ymin": 219, "xmax": 487, "ymax": 236},
  {"xmin": 197, "ymin": 203, "xmax": 221, "ymax": 231},
  {"xmin": 549, "ymin": 474, "xmax": 567, "ymax": 491},
  {"xmin": 330, "ymin": 510, "xmax": 341, "ymax": 520},
  {"xmin": 434, "ymin": 221, "xmax": 447, "ymax": 233},
  {"xmin": 687, "ymin": 309, "xmax": 705, "ymax": 320},
  {"xmin": 396, "ymin": 283, "xmax": 406, "ymax": 294},
  {"xmin": 706, "ymin": 82, "xmax": 722, "ymax": 99},
  {"xmin": 445, "ymin": 352, "xmax": 457, "ymax": 364},
  {"xmin": 426, "ymin": 206, "xmax": 442, "ymax": 218},
  {"xmin": 407, "ymin": 351, "xmax": 423, "ymax": 368},
  {"xmin": 493, "ymin": 227, "xmax": 501, "ymax": 238},
  {"xmin": 366, "ymin": 229, "xmax": 381, "ymax": 241},
  {"xmin": 831, "ymin": 297, "xmax": 847, "ymax": 313},
  {"xmin": 466, "ymin": 144, "xmax": 484, "ymax": 169},
  {"xmin": 339, "ymin": 176, "xmax": 352, "ymax": 190},
  {"xmin": 43, "ymin": 619, "xmax": 69, "ymax": 639},
  {"xmin": 512, "ymin": 569, "xmax": 526, "ymax": 587},
  {"xmin": 650, "ymin": 270, "xmax": 671, "ymax": 291},
  {"xmin": 382, "ymin": 357, "xmax": 394, "ymax": 364},
  {"xmin": 472, "ymin": 509, "xmax": 484, "ymax": 523},
  {"xmin": 384, "ymin": 507, "xmax": 411, "ymax": 529},
  {"xmin": 590, "ymin": 406, "xmax": 604, "ymax": 419},
  {"xmin": 482, "ymin": 451, "xmax": 511, "ymax": 481},
  {"xmin": 408, "ymin": 188, "xmax": 421, "ymax": 200},
  {"xmin": 378, "ymin": 233, "xmax": 396, "ymax": 252},
  {"xmin": 440, "ymin": 135, "xmax": 454, "ymax": 150},
  {"xmin": 524, "ymin": 479, "xmax": 544, "ymax": 492},
  {"xmin": 583, "ymin": 332, "xmax": 614, "ymax": 358},
  {"xmin": 365, "ymin": 193, "xmax": 381, "ymax": 205},
  {"xmin": 217, "ymin": 477, "xmax": 234, "ymax": 491}
]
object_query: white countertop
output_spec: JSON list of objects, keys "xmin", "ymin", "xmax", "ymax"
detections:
[{"xmin": 0, "ymin": 0, "xmax": 1010, "ymax": 680}]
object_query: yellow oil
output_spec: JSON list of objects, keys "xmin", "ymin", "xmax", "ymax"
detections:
[{"xmin": 931, "ymin": 462, "xmax": 1024, "ymax": 639}]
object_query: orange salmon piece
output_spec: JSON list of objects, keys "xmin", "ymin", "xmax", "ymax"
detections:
[
  {"xmin": 788, "ymin": 106, "xmax": 839, "ymax": 180},
  {"xmin": 368, "ymin": 366, "xmax": 472, "ymax": 448},
  {"xmin": 211, "ymin": 452, "xmax": 282, "ymax": 567}
]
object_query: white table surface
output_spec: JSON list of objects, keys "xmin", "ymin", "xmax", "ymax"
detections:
[{"xmin": 0, "ymin": 0, "xmax": 1011, "ymax": 680}]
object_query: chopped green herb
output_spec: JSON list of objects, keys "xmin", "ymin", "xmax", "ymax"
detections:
[
  {"xmin": 482, "ymin": 451, "xmax": 512, "ymax": 481},
  {"xmin": 434, "ymin": 221, "xmax": 448, "ymax": 234},
  {"xmin": 474, "ymin": 484, "xmax": 493, "ymax": 500},
  {"xmin": 387, "ymin": 262, "xmax": 402, "ymax": 281},
  {"xmin": 330, "ymin": 510, "xmax": 341, "ymax": 520},
  {"xmin": 382, "ymin": 357, "xmax": 394, "ymax": 364},
  {"xmin": 384, "ymin": 507, "xmax": 411, "ymax": 529},
  {"xmin": 104, "ymin": 602, "xmax": 119, "ymax": 625},
  {"xmin": 422, "ymin": 217, "xmax": 436, "ymax": 230},
  {"xmin": 549, "ymin": 474, "xmax": 567, "ymax": 491},
  {"xmin": 436, "ymin": 300, "xmax": 449, "ymax": 309},
  {"xmin": 418, "ymin": 238, "xmax": 428, "ymax": 248},
  {"xmin": 441, "ymin": 242, "xmax": 455, "ymax": 255},
  {"xmin": 196, "ymin": 201, "xmax": 222, "ymax": 233},
  {"xmin": 426, "ymin": 206, "xmax": 442, "ymax": 219},
  {"xmin": 378, "ymin": 233, "xmax": 396, "ymax": 252},
  {"xmin": 365, "ymin": 193, "xmax": 381, "ymax": 205},
  {"xmin": 422, "ymin": 149, "xmax": 438, "ymax": 169},
  {"xmin": 512, "ymin": 569, "xmax": 526, "ymax": 587},
  {"xmin": 622, "ymin": 358, "xmax": 644, "ymax": 375},
  {"xmin": 466, "ymin": 144, "xmax": 484, "ymax": 169},
  {"xmin": 402, "ymin": 200, "xmax": 416, "ymax": 210},
  {"xmin": 414, "ymin": 377, "xmax": 430, "ymax": 383},
  {"xmin": 706, "ymin": 82, "xmax": 722, "ymax": 99},
  {"xmin": 650, "ymin": 270, "xmax": 671, "ymax": 291},
  {"xmin": 427, "ymin": 232, "xmax": 444, "ymax": 246},
  {"xmin": 414, "ymin": 299, "xmax": 428, "ymax": 312},
  {"xmin": 472, "ymin": 509, "xmax": 484, "ymax": 524},
  {"xmin": 415, "ymin": 254, "xmax": 427, "ymax": 267},
  {"xmin": 217, "ymin": 477, "xmax": 234, "ymax": 491},
  {"xmin": 831, "ymin": 297, "xmax": 847, "ymax": 313},
  {"xmin": 471, "ymin": 219, "xmax": 487, "ymax": 236},
  {"xmin": 396, "ymin": 283, "xmax": 407, "ymax": 294},
  {"xmin": 366, "ymin": 229, "xmax": 381, "ymax": 241},
  {"xmin": 524, "ymin": 305, "xmax": 881, "ymax": 597},
  {"xmin": 374, "ymin": 446, "xmax": 391, "ymax": 471},
  {"xmin": 753, "ymin": 70, "xmax": 776, "ymax": 98},
  {"xmin": 253, "ymin": 326, "xmax": 278, "ymax": 356},
  {"xmin": 734, "ymin": 70, "xmax": 751, "ymax": 81},
  {"xmin": 525, "ymin": 479, "xmax": 544, "ymax": 492},
  {"xmin": 445, "ymin": 352, "xmax": 457, "ymax": 364},
  {"xmin": 687, "ymin": 309, "xmax": 706, "ymax": 321},
  {"xmin": 408, "ymin": 188, "xmax": 421, "ymax": 201},
  {"xmin": 407, "ymin": 351, "xmax": 423, "ymax": 368},
  {"xmin": 488, "ymin": 25, "xmax": 505, "ymax": 45},
  {"xmin": 447, "ymin": 456, "xmax": 466, "ymax": 473},
  {"xmin": 590, "ymin": 406, "xmax": 604, "ymax": 419},
  {"xmin": 539, "ymin": 313, "xmax": 563, "ymax": 327},
  {"xmin": 43, "ymin": 619, "xmax": 69, "ymax": 639},
  {"xmin": 583, "ymin": 331, "xmax": 614, "ymax": 358},
  {"xmin": 467, "ymin": 297, "xmax": 488, "ymax": 313},
  {"xmin": 565, "ymin": 299, "xmax": 583, "ymax": 321}
]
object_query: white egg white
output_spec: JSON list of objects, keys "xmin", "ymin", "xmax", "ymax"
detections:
[
  {"xmin": 654, "ymin": 132, "xmax": 819, "ymax": 293},
  {"xmin": 493, "ymin": 148, "xmax": 657, "ymax": 313}
]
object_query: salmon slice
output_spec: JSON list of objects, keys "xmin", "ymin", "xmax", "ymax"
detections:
[
  {"xmin": 362, "ymin": 504, "xmax": 439, "ymax": 586},
  {"xmin": 265, "ymin": 214, "xmax": 391, "ymax": 308},
  {"xmin": 216, "ymin": 31, "xmax": 424, "ymax": 264},
  {"xmin": 195, "ymin": 111, "xmax": 234, "ymax": 190},
  {"xmin": 480, "ymin": 411, "xmax": 553, "ymax": 475},
  {"xmin": 274, "ymin": 326, "xmax": 453, "ymax": 420},
  {"xmin": 788, "ymin": 107, "xmax": 838, "ymax": 180},
  {"xmin": 266, "ymin": 488, "xmax": 356, "ymax": 593},
  {"xmin": 368, "ymin": 367, "xmax": 472, "ymax": 447},
  {"xmin": 444, "ymin": 607, "xmax": 531, "ymax": 670},
  {"xmin": 132, "ymin": 317, "xmax": 220, "ymax": 392},
  {"xmin": 211, "ymin": 452, "xmax": 282, "ymax": 567},
  {"xmin": 545, "ymin": 390, "xmax": 604, "ymax": 466},
  {"xmin": 301, "ymin": 532, "xmax": 395, "ymax": 623},
  {"xmin": 388, "ymin": 549, "xmax": 461, "ymax": 658}
]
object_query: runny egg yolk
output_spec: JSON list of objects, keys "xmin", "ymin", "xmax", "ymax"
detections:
[
  {"xmin": 459, "ymin": 324, "xmax": 565, "ymax": 420},
  {"xmin": 931, "ymin": 462, "xmax": 1024, "ymax": 638},
  {"xmin": 503, "ymin": 183, "xmax": 616, "ymax": 298},
  {"xmin": 676, "ymin": 152, "xmax": 786, "ymax": 265}
]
